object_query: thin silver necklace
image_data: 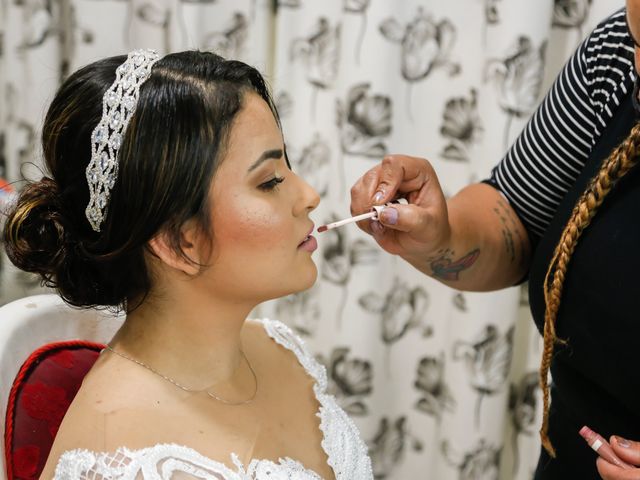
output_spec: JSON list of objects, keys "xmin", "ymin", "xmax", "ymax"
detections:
[{"xmin": 103, "ymin": 345, "xmax": 258, "ymax": 406}]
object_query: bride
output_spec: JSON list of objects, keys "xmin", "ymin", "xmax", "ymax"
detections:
[{"xmin": 4, "ymin": 49, "xmax": 372, "ymax": 479}]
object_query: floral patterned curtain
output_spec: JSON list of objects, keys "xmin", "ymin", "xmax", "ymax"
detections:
[
  {"xmin": 262, "ymin": 1, "xmax": 622, "ymax": 478},
  {"xmin": 0, "ymin": 0, "xmax": 623, "ymax": 478}
]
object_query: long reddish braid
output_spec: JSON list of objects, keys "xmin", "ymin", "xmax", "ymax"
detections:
[{"xmin": 539, "ymin": 122, "xmax": 640, "ymax": 457}]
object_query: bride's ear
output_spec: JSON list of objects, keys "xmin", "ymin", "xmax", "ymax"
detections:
[{"xmin": 147, "ymin": 221, "xmax": 203, "ymax": 276}]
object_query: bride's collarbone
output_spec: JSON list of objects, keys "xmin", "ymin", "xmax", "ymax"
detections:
[{"xmin": 71, "ymin": 337, "xmax": 328, "ymax": 466}]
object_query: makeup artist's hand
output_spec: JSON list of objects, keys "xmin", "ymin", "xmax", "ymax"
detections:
[
  {"xmin": 349, "ymin": 154, "xmax": 450, "ymax": 260},
  {"xmin": 597, "ymin": 436, "xmax": 640, "ymax": 479}
]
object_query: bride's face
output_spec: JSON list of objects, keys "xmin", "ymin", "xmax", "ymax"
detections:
[{"xmin": 203, "ymin": 93, "xmax": 320, "ymax": 303}]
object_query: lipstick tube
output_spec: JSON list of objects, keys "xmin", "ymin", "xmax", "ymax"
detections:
[
  {"xmin": 579, "ymin": 426, "xmax": 633, "ymax": 470},
  {"xmin": 317, "ymin": 198, "xmax": 408, "ymax": 233}
]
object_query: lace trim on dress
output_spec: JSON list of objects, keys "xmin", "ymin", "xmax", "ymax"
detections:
[
  {"xmin": 258, "ymin": 320, "xmax": 372, "ymax": 480},
  {"xmin": 55, "ymin": 444, "xmax": 324, "ymax": 479}
]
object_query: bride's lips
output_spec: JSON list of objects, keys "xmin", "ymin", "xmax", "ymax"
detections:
[{"xmin": 298, "ymin": 225, "xmax": 318, "ymax": 252}]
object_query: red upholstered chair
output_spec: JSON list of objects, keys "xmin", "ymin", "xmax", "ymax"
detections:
[{"xmin": 0, "ymin": 295, "xmax": 124, "ymax": 479}]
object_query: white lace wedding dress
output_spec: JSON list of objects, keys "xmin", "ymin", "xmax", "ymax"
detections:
[{"xmin": 52, "ymin": 319, "xmax": 373, "ymax": 479}]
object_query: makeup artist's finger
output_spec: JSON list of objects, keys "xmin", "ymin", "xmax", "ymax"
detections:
[
  {"xmin": 356, "ymin": 219, "xmax": 374, "ymax": 235},
  {"xmin": 611, "ymin": 437, "xmax": 640, "ymax": 466},
  {"xmin": 373, "ymin": 155, "xmax": 431, "ymax": 204},
  {"xmin": 350, "ymin": 165, "xmax": 382, "ymax": 217},
  {"xmin": 376, "ymin": 203, "xmax": 431, "ymax": 233},
  {"xmin": 370, "ymin": 220, "xmax": 384, "ymax": 236},
  {"xmin": 368, "ymin": 220, "xmax": 401, "ymax": 254},
  {"xmin": 597, "ymin": 457, "xmax": 640, "ymax": 479},
  {"xmin": 368, "ymin": 219, "xmax": 425, "ymax": 257}
]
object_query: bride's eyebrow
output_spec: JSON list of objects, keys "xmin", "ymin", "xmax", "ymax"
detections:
[{"xmin": 247, "ymin": 149, "xmax": 284, "ymax": 173}]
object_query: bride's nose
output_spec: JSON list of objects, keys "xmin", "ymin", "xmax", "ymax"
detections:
[{"xmin": 294, "ymin": 175, "xmax": 320, "ymax": 216}]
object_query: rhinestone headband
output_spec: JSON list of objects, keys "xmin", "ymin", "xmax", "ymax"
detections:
[{"xmin": 85, "ymin": 49, "xmax": 161, "ymax": 232}]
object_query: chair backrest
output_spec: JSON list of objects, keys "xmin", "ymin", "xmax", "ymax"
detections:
[{"xmin": 0, "ymin": 294, "xmax": 124, "ymax": 479}]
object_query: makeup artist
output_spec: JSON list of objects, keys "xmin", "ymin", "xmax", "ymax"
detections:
[{"xmin": 350, "ymin": 4, "xmax": 640, "ymax": 480}]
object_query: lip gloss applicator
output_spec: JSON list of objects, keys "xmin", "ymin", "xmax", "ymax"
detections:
[
  {"xmin": 579, "ymin": 426, "xmax": 633, "ymax": 469},
  {"xmin": 317, "ymin": 198, "xmax": 408, "ymax": 233}
]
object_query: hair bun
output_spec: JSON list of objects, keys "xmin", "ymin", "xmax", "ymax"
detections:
[{"xmin": 4, "ymin": 178, "xmax": 71, "ymax": 284}]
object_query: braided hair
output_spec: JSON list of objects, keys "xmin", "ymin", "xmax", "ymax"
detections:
[{"xmin": 539, "ymin": 122, "xmax": 640, "ymax": 456}]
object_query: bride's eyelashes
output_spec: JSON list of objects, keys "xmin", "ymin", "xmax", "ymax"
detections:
[{"xmin": 258, "ymin": 175, "xmax": 285, "ymax": 192}]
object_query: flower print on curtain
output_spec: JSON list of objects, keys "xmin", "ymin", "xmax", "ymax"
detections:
[
  {"xmin": 481, "ymin": 0, "xmax": 503, "ymax": 44},
  {"xmin": 290, "ymin": 17, "xmax": 341, "ymax": 120},
  {"xmin": 136, "ymin": 3, "xmax": 170, "ymax": 31},
  {"xmin": 508, "ymin": 371, "xmax": 539, "ymax": 475},
  {"xmin": 5, "ymin": 81, "xmax": 38, "ymax": 187},
  {"xmin": 453, "ymin": 324, "xmax": 515, "ymax": 428},
  {"xmin": 442, "ymin": 439, "xmax": 501, "ymax": 480},
  {"xmin": 440, "ymin": 89, "xmax": 483, "ymax": 162},
  {"xmin": 485, "ymin": 36, "xmax": 547, "ymax": 150},
  {"xmin": 15, "ymin": 0, "xmax": 57, "ymax": 50},
  {"xmin": 414, "ymin": 352, "xmax": 456, "ymax": 420},
  {"xmin": 358, "ymin": 278, "xmax": 431, "ymax": 374},
  {"xmin": 201, "ymin": 12, "xmax": 248, "ymax": 60},
  {"xmin": 338, "ymin": 83, "xmax": 392, "ymax": 158},
  {"xmin": 343, "ymin": 0, "xmax": 370, "ymax": 64},
  {"xmin": 484, "ymin": 0, "xmax": 503, "ymax": 24},
  {"xmin": 17, "ymin": 0, "xmax": 93, "ymax": 81},
  {"xmin": 453, "ymin": 292, "xmax": 468, "ymax": 311},
  {"xmin": 277, "ymin": 0, "xmax": 302, "ymax": 8},
  {"xmin": 275, "ymin": 286, "xmax": 322, "ymax": 337},
  {"xmin": 275, "ymin": 91, "xmax": 294, "ymax": 119},
  {"xmin": 318, "ymin": 346, "xmax": 373, "ymax": 416},
  {"xmin": 288, "ymin": 133, "xmax": 331, "ymax": 198},
  {"xmin": 553, "ymin": 0, "xmax": 594, "ymax": 39},
  {"xmin": 379, "ymin": 7, "xmax": 460, "ymax": 121},
  {"xmin": 368, "ymin": 416, "xmax": 424, "ymax": 479},
  {"xmin": 12, "ymin": 116, "xmax": 36, "ymax": 169},
  {"xmin": 336, "ymin": 82, "xmax": 392, "ymax": 194},
  {"xmin": 135, "ymin": 2, "xmax": 173, "ymax": 52},
  {"xmin": 321, "ymin": 223, "xmax": 379, "ymax": 328}
]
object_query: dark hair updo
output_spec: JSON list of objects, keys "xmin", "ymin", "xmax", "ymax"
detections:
[{"xmin": 3, "ymin": 50, "xmax": 279, "ymax": 309}]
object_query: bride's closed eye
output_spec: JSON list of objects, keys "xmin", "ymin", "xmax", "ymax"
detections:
[{"xmin": 258, "ymin": 175, "xmax": 285, "ymax": 191}]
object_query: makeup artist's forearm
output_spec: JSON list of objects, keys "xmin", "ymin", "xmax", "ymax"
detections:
[{"xmin": 403, "ymin": 183, "xmax": 531, "ymax": 291}]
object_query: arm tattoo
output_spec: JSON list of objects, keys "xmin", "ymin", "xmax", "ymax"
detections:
[
  {"xmin": 428, "ymin": 248, "xmax": 481, "ymax": 281},
  {"xmin": 494, "ymin": 206, "xmax": 516, "ymax": 262},
  {"xmin": 494, "ymin": 199, "xmax": 526, "ymax": 266}
]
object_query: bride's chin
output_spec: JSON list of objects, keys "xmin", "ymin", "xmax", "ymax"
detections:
[{"xmin": 292, "ymin": 265, "xmax": 318, "ymax": 294}]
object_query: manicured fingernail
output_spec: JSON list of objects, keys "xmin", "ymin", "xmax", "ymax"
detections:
[
  {"xmin": 370, "ymin": 220, "xmax": 384, "ymax": 234},
  {"xmin": 614, "ymin": 436, "xmax": 631, "ymax": 448},
  {"xmin": 380, "ymin": 207, "xmax": 398, "ymax": 225},
  {"xmin": 373, "ymin": 191, "xmax": 384, "ymax": 204}
]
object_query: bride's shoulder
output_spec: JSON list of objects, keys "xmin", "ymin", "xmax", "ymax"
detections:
[
  {"xmin": 38, "ymin": 398, "xmax": 114, "ymax": 479},
  {"xmin": 38, "ymin": 355, "xmax": 189, "ymax": 478}
]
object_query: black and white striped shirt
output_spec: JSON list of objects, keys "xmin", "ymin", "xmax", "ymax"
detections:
[{"xmin": 486, "ymin": 8, "xmax": 636, "ymax": 243}]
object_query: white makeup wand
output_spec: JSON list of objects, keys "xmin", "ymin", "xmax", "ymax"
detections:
[{"xmin": 317, "ymin": 198, "xmax": 408, "ymax": 233}]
